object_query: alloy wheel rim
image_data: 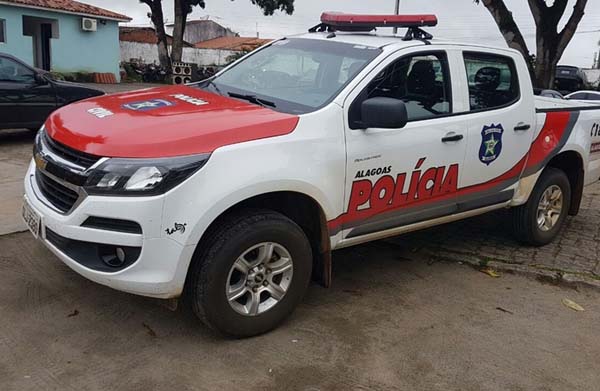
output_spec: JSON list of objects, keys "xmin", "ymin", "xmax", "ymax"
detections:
[
  {"xmin": 537, "ymin": 185, "xmax": 563, "ymax": 232},
  {"xmin": 226, "ymin": 242, "xmax": 293, "ymax": 316}
]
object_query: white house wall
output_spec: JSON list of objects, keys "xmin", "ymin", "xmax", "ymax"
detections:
[{"xmin": 120, "ymin": 41, "xmax": 239, "ymax": 66}]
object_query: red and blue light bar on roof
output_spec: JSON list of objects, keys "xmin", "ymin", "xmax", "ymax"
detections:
[{"xmin": 320, "ymin": 12, "xmax": 438, "ymax": 30}]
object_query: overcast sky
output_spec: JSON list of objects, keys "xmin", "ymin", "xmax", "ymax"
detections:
[{"xmin": 87, "ymin": 0, "xmax": 600, "ymax": 67}]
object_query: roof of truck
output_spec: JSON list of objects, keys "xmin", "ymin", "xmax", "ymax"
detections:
[
  {"xmin": 291, "ymin": 31, "xmax": 516, "ymax": 55},
  {"xmin": 292, "ymin": 32, "xmax": 423, "ymax": 48}
]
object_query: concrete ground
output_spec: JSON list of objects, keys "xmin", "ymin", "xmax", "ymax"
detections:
[
  {"xmin": 0, "ymin": 129, "xmax": 36, "ymax": 235},
  {"xmin": 1, "ymin": 232, "xmax": 599, "ymax": 391}
]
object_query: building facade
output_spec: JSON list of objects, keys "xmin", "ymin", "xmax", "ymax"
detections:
[
  {"xmin": 0, "ymin": 0, "xmax": 130, "ymax": 79},
  {"xmin": 166, "ymin": 19, "xmax": 236, "ymax": 45}
]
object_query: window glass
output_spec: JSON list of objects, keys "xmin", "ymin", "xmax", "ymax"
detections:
[
  {"xmin": 0, "ymin": 57, "xmax": 35, "ymax": 83},
  {"xmin": 464, "ymin": 52, "xmax": 520, "ymax": 111},
  {"xmin": 587, "ymin": 93, "xmax": 600, "ymax": 101},
  {"xmin": 338, "ymin": 57, "xmax": 366, "ymax": 85},
  {"xmin": 209, "ymin": 39, "xmax": 382, "ymax": 114},
  {"xmin": 351, "ymin": 52, "xmax": 452, "ymax": 124},
  {"xmin": 568, "ymin": 93, "xmax": 587, "ymax": 100},
  {"xmin": 0, "ymin": 19, "xmax": 5, "ymax": 43},
  {"xmin": 259, "ymin": 52, "xmax": 320, "ymax": 86}
]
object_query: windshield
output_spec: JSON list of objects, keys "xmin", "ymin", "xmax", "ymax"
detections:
[{"xmin": 199, "ymin": 38, "xmax": 382, "ymax": 114}]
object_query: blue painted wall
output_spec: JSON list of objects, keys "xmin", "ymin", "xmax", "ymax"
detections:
[{"xmin": 0, "ymin": 4, "xmax": 121, "ymax": 80}]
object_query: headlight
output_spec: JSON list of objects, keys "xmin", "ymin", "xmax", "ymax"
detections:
[{"xmin": 84, "ymin": 154, "xmax": 210, "ymax": 196}]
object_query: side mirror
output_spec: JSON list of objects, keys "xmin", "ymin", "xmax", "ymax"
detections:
[
  {"xmin": 361, "ymin": 97, "xmax": 408, "ymax": 129},
  {"xmin": 34, "ymin": 73, "xmax": 48, "ymax": 85}
]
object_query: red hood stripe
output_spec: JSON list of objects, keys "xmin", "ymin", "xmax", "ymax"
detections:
[{"xmin": 45, "ymin": 86, "xmax": 299, "ymax": 158}]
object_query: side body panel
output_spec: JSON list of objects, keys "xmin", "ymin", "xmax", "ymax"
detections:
[
  {"xmin": 160, "ymin": 103, "xmax": 347, "ymax": 253},
  {"xmin": 335, "ymin": 47, "xmax": 467, "ymax": 241},
  {"xmin": 512, "ymin": 108, "xmax": 600, "ymax": 206},
  {"xmin": 332, "ymin": 44, "xmax": 540, "ymax": 248}
]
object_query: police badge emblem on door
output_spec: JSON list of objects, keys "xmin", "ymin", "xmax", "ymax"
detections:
[{"xmin": 479, "ymin": 124, "xmax": 504, "ymax": 165}]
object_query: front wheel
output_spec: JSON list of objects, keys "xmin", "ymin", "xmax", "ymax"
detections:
[
  {"xmin": 187, "ymin": 210, "xmax": 312, "ymax": 338},
  {"xmin": 512, "ymin": 167, "xmax": 571, "ymax": 246}
]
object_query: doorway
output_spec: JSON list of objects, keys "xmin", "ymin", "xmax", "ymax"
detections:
[
  {"xmin": 22, "ymin": 16, "xmax": 59, "ymax": 70},
  {"xmin": 40, "ymin": 23, "xmax": 52, "ymax": 71}
]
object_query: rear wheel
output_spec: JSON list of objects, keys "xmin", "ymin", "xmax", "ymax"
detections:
[
  {"xmin": 187, "ymin": 209, "xmax": 312, "ymax": 338},
  {"xmin": 512, "ymin": 168, "xmax": 571, "ymax": 246}
]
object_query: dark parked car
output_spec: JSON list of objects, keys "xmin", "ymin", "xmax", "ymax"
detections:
[
  {"xmin": 554, "ymin": 65, "xmax": 587, "ymax": 93},
  {"xmin": 0, "ymin": 53, "xmax": 104, "ymax": 131}
]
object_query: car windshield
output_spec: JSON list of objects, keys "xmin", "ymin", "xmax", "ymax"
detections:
[{"xmin": 198, "ymin": 38, "xmax": 382, "ymax": 114}]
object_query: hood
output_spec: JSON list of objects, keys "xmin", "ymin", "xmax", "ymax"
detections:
[
  {"xmin": 51, "ymin": 78, "xmax": 103, "ymax": 91},
  {"xmin": 45, "ymin": 85, "xmax": 299, "ymax": 158}
]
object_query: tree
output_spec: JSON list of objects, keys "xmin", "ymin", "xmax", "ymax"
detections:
[
  {"xmin": 171, "ymin": 0, "xmax": 294, "ymax": 62},
  {"xmin": 475, "ymin": 0, "xmax": 588, "ymax": 88},
  {"xmin": 171, "ymin": 0, "xmax": 204, "ymax": 63},
  {"xmin": 140, "ymin": 0, "xmax": 294, "ymax": 68},
  {"xmin": 140, "ymin": 0, "xmax": 171, "ymax": 69}
]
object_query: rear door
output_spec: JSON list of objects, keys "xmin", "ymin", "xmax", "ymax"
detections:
[
  {"xmin": 338, "ymin": 48, "xmax": 468, "ymax": 242},
  {"xmin": 458, "ymin": 51, "xmax": 536, "ymax": 208}
]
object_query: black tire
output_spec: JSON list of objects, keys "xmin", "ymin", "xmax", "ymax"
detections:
[
  {"xmin": 512, "ymin": 167, "xmax": 571, "ymax": 246},
  {"xmin": 187, "ymin": 209, "xmax": 312, "ymax": 338}
]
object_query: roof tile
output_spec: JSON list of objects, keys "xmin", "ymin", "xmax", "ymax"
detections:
[
  {"xmin": 2, "ymin": 0, "xmax": 131, "ymax": 21},
  {"xmin": 119, "ymin": 27, "xmax": 193, "ymax": 47},
  {"xmin": 195, "ymin": 36, "xmax": 271, "ymax": 51}
]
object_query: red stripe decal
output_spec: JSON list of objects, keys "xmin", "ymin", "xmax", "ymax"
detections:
[
  {"xmin": 524, "ymin": 111, "xmax": 571, "ymax": 172},
  {"xmin": 329, "ymin": 111, "xmax": 573, "ymax": 234}
]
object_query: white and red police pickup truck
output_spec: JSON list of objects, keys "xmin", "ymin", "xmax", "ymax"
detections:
[{"xmin": 23, "ymin": 13, "xmax": 600, "ymax": 337}]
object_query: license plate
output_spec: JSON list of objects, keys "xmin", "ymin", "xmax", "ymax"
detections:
[
  {"xmin": 561, "ymin": 70, "xmax": 570, "ymax": 75},
  {"xmin": 22, "ymin": 198, "xmax": 41, "ymax": 239}
]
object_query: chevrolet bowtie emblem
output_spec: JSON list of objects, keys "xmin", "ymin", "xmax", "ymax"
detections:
[{"xmin": 34, "ymin": 153, "xmax": 48, "ymax": 171}]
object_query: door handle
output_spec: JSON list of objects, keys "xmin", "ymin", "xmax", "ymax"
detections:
[
  {"xmin": 441, "ymin": 133, "xmax": 464, "ymax": 143},
  {"xmin": 514, "ymin": 123, "xmax": 531, "ymax": 132}
]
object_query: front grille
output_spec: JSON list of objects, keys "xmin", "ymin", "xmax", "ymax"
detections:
[
  {"xmin": 43, "ymin": 132, "xmax": 100, "ymax": 170},
  {"xmin": 81, "ymin": 217, "xmax": 143, "ymax": 234},
  {"xmin": 35, "ymin": 170, "xmax": 79, "ymax": 213}
]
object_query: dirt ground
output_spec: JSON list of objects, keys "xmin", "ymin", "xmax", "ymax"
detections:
[
  {"xmin": 0, "ymin": 129, "xmax": 36, "ymax": 235},
  {"xmin": 0, "ymin": 232, "xmax": 599, "ymax": 391},
  {"xmin": 1, "ymin": 84, "xmax": 599, "ymax": 390}
]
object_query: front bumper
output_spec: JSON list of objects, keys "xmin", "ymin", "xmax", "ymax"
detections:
[{"xmin": 24, "ymin": 160, "xmax": 194, "ymax": 299}]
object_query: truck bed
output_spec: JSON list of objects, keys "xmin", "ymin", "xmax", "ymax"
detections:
[{"xmin": 535, "ymin": 96, "xmax": 600, "ymax": 112}]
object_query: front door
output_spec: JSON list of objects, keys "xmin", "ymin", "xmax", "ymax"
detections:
[
  {"xmin": 0, "ymin": 56, "xmax": 56, "ymax": 129},
  {"xmin": 338, "ymin": 50, "xmax": 468, "ymax": 241},
  {"xmin": 459, "ymin": 51, "xmax": 536, "ymax": 206}
]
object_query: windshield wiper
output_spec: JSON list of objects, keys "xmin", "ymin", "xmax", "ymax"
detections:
[
  {"xmin": 228, "ymin": 92, "xmax": 276, "ymax": 108},
  {"xmin": 206, "ymin": 79, "xmax": 224, "ymax": 96}
]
